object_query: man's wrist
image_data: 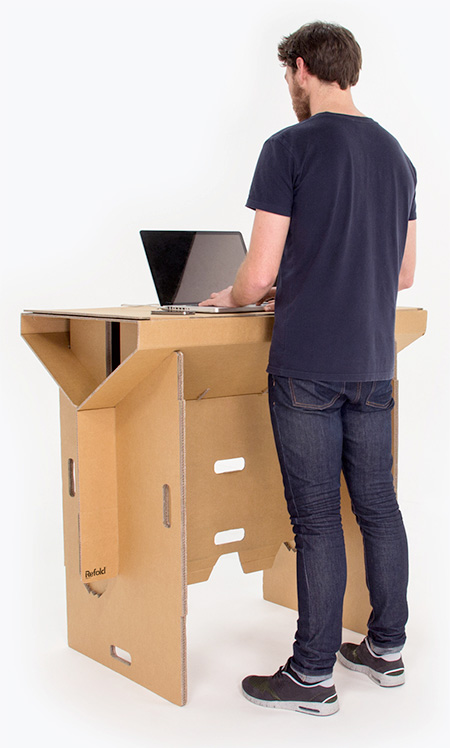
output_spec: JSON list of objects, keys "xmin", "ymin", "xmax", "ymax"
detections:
[{"xmin": 229, "ymin": 286, "xmax": 240, "ymax": 306}]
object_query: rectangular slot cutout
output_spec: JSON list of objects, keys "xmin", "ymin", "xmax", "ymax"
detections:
[
  {"xmin": 68, "ymin": 458, "xmax": 76, "ymax": 497},
  {"xmin": 162, "ymin": 484, "xmax": 171, "ymax": 528},
  {"xmin": 214, "ymin": 457, "xmax": 245, "ymax": 474},
  {"xmin": 214, "ymin": 528, "xmax": 245, "ymax": 545},
  {"xmin": 110, "ymin": 645, "xmax": 132, "ymax": 666}
]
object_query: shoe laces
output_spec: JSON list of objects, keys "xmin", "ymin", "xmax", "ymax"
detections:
[{"xmin": 278, "ymin": 659, "xmax": 297, "ymax": 680}]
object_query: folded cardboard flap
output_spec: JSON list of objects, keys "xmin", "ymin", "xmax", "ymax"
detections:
[
  {"xmin": 77, "ymin": 408, "xmax": 119, "ymax": 580},
  {"xmin": 22, "ymin": 327, "xmax": 98, "ymax": 406},
  {"xmin": 78, "ymin": 348, "xmax": 178, "ymax": 410},
  {"xmin": 20, "ymin": 317, "xmax": 114, "ymax": 406},
  {"xmin": 181, "ymin": 344, "xmax": 271, "ymax": 400},
  {"xmin": 395, "ymin": 308, "xmax": 427, "ymax": 352}
]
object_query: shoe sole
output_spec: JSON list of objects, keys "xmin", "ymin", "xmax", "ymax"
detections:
[
  {"xmin": 241, "ymin": 687, "xmax": 340, "ymax": 716},
  {"xmin": 337, "ymin": 651, "xmax": 405, "ymax": 687}
]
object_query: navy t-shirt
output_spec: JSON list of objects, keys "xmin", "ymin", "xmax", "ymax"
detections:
[{"xmin": 246, "ymin": 112, "xmax": 417, "ymax": 381}]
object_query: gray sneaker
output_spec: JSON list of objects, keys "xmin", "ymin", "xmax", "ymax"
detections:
[
  {"xmin": 241, "ymin": 658, "xmax": 339, "ymax": 716},
  {"xmin": 338, "ymin": 638, "xmax": 405, "ymax": 687}
]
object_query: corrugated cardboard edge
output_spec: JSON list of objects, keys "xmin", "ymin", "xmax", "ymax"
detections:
[{"xmin": 177, "ymin": 351, "xmax": 188, "ymax": 706}]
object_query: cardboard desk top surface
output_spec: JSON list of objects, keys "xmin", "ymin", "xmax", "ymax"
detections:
[
  {"xmin": 23, "ymin": 304, "xmax": 424, "ymax": 321},
  {"xmin": 23, "ymin": 305, "xmax": 274, "ymax": 321}
]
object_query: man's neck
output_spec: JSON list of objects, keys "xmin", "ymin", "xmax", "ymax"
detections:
[{"xmin": 309, "ymin": 83, "xmax": 365, "ymax": 118}]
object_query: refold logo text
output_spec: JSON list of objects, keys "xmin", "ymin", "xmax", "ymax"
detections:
[{"xmin": 85, "ymin": 567, "xmax": 106, "ymax": 578}]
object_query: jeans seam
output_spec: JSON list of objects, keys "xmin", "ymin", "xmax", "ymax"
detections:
[
  {"xmin": 350, "ymin": 381, "xmax": 362, "ymax": 404},
  {"xmin": 365, "ymin": 380, "xmax": 392, "ymax": 408},
  {"xmin": 270, "ymin": 401, "xmax": 297, "ymax": 506},
  {"xmin": 288, "ymin": 379, "xmax": 345, "ymax": 410}
]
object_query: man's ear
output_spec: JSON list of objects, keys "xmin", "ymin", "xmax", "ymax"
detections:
[{"xmin": 295, "ymin": 57, "xmax": 308, "ymax": 82}]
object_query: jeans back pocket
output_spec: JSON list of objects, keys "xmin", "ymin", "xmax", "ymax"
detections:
[
  {"xmin": 288, "ymin": 379, "xmax": 345, "ymax": 410},
  {"xmin": 365, "ymin": 380, "xmax": 394, "ymax": 409}
]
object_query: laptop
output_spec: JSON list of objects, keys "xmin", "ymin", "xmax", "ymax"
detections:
[{"xmin": 139, "ymin": 230, "xmax": 264, "ymax": 313}]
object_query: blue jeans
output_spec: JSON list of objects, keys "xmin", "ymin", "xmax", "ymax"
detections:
[{"xmin": 268, "ymin": 375, "xmax": 408, "ymax": 682}]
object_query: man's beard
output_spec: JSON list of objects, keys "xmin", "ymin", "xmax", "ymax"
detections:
[{"xmin": 291, "ymin": 79, "xmax": 311, "ymax": 122}]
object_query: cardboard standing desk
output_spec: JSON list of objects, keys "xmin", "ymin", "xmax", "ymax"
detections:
[{"xmin": 21, "ymin": 305, "xmax": 427, "ymax": 705}]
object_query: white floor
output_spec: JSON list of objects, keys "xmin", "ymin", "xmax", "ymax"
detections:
[{"xmin": 5, "ymin": 528, "xmax": 449, "ymax": 748}]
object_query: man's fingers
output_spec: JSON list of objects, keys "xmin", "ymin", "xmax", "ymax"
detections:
[
  {"xmin": 199, "ymin": 286, "xmax": 234, "ymax": 308},
  {"xmin": 198, "ymin": 292, "xmax": 218, "ymax": 306},
  {"xmin": 257, "ymin": 286, "xmax": 277, "ymax": 305}
]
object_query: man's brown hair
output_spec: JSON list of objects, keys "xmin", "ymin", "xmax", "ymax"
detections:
[{"xmin": 278, "ymin": 21, "xmax": 362, "ymax": 90}]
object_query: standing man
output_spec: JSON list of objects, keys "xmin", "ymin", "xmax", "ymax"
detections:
[{"xmin": 200, "ymin": 21, "xmax": 416, "ymax": 717}]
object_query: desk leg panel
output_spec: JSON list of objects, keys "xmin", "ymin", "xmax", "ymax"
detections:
[
  {"xmin": 184, "ymin": 393, "xmax": 290, "ymax": 582},
  {"xmin": 60, "ymin": 352, "xmax": 187, "ymax": 706}
]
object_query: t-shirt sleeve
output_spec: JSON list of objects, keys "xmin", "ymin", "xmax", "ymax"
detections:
[{"xmin": 246, "ymin": 137, "xmax": 295, "ymax": 217}]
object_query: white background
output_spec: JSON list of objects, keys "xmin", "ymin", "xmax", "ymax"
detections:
[{"xmin": 2, "ymin": 0, "xmax": 449, "ymax": 746}]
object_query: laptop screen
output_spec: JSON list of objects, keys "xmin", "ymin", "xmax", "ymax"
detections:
[{"xmin": 140, "ymin": 231, "xmax": 247, "ymax": 305}]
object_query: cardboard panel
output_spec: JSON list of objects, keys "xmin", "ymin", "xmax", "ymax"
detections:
[
  {"xmin": 392, "ymin": 378, "xmax": 399, "ymax": 491},
  {"xmin": 70, "ymin": 318, "xmax": 107, "ymax": 385},
  {"xmin": 182, "ymin": 344, "xmax": 270, "ymax": 400},
  {"xmin": 78, "ymin": 348, "xmax": 178, "ymax": 411},
  {"xmin": 22, "ymin": 329, "xmax": 98, "ymax": 406},
  {"xmin": 59, "ymin": 391, "xmax": 80, "ymax": 573},
  {"xmin": 340, "ymin": 477, "xmax": 370, "ymax": 633},
  {"xmin": 77, "ymin": 408, "xmax": 119, "ymax": 581},
  {"xmin": 77, "ymin": 314, "xmax": 272, "ymax": 412},
  {"xmin": 262, "ymin": 542, "xmax": 296, "ymax": 611},
  {"xmin": 80, "ymin": 342, "xmax": 272, "ymax": 412},
  {"xmin": 185, "ymin": 393, "xmax": 290, "ymax": 583},
  {"xmin": 262, "ymin": 481, "xmax": 371, "ymax": 634},
  {"xmin": 24, "ymin": 306, "xmax": 157, "ymax": 320},
  {"xmin": 395, "ymin": 308, "xmax": 427, "ymax": 352},
  {"xmin": 120, "ymin": 321, "xmax": 138, "ymax": 361},
  {"xmin": 137, "ymin": 314, "xmax": 274, "ymax": 354},
  {"xmin": 113, "ymin": 351, "xmax": 187, "ymax": 704},
  {"xmin": 22, "ymin": 314, "xmax": 70, "ymax": 335},
  {"xmin": 24, "ymin": 306, "xmax": 273, "ymax": 320},
  {"xmin": 61, "ymin": 353, "xmax": 187, "ymax": 706}
]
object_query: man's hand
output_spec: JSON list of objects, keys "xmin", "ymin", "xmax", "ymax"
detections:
[
  {"xmin": 256, "ymin": 286, "xmax": 276, "ymax": 312},
  {"xmin": 199, "ymin": 210, "xmax": 289, "ymax": 308},
  {"xmin": 199, "ymin": 285, "xmax": 277, "ymax": 310},
  {"xmin": 198, "ymin": 286, "xmax": 235, "ymax": 307}
]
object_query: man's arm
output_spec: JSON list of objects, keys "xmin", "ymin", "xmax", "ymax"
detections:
[
  {"xmin": 199, "ymin": 210, "xmax": 290, "ymax": 307},
  {"xmin": 398, "ymin": 220, "xmax": 416, "ymax": 290}
]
